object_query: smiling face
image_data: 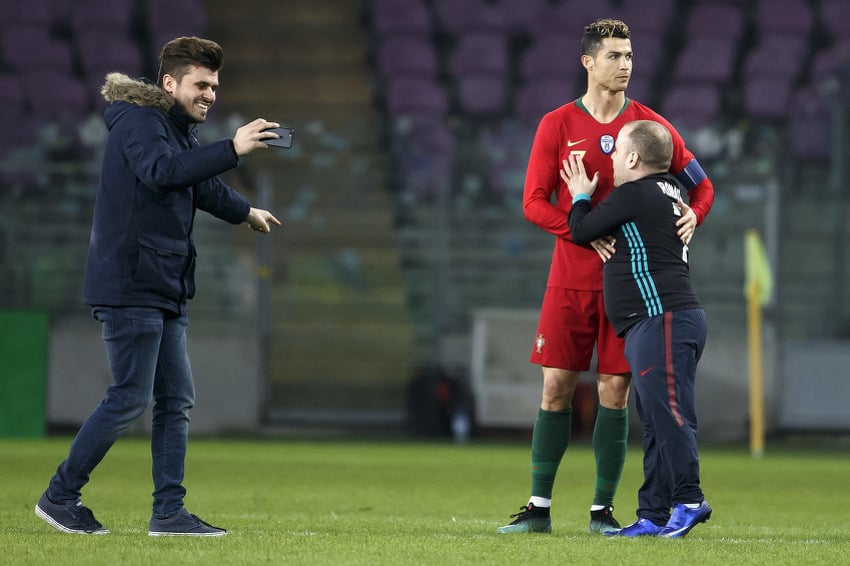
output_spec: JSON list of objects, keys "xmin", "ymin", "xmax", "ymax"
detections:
[
  {"xmin": 162, "ymin": 65, "xmax": 218, "ymax": 123},
  {"xmin": 584, "ymin": 37, "xmax": 632, "ymax": 94}
]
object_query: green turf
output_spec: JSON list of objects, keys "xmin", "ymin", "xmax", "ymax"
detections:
[{"xmin": 1, "ymin": 437, "xmax": 848, "ymax": 565}]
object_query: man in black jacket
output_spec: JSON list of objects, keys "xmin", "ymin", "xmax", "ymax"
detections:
[
  {"xmin": 562, "ymin": 119, "xmax": 711, "ymax": 538},
  {"xmin": 35, "ymin": 37, "xmax": 281, "ymax": 537}
]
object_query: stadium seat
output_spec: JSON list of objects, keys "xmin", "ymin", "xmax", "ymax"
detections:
[
  {"xmin": 742, "ymin": 77, "xmax": 794, "ymax": 122},
  {"xmin": 0, "ymin": 0, "xmax": 52, "ymax": 29},
  {"xmin": 513, "ymin": 78, "xmax": 574, "ymax": 125},
  {"xmin": 148, "ymin": 0, "xmax": 207, "ymax": 36},
  {"xmin": 370, "ymin": 0, "xmax": 432, "ymax": 38},
  {"xmin": 0, "ymin": 27, "xmax": 74, "ymax": 73},
  {"xmin": 448, "ymin": 33, "xmax": 509, "ymax": 77},
  {"xmin": 69, "ymin": 0, "xmax": 136, "ymax": 32},
  {"xmin": 518, "ymin": 34, "xmax": 582, "ymax": 82},
  {"xmin": 672, "ymin": 37, "xmax": 737, "ymax": 84},
  {"xmin": 376, "ymin": 35, "xmax": 439, "ymax": 79},
  {"xmin": 75, "ymin": 29, "xmax": 146, "ymax": 91},
  {"xmin": 741, "ymin": 35, "xmax": 809, "ymax": 82},
  {"xmin": 787, "ymin": 86, "xmax": 833, "ymax": 161},
  {"xmin": 385, "ymin": 76, "xmax": 448, "ymax": 118},
  {"xmin": 21, "ymin": 69, "xmax": 91, "ymax": 120},
  {"xmin": 532, "ymin": 0, "xmax": 614, "ymax": 36},
  {"xmin": 454, "ymin": 75, "xmax": 509, "ymax": 118},
  {"xmin": 660, "ymin": 84, "xmax": 722, "ymax": 131},
  {"xmin": 432, "ymin": 0, "xmax": 508, "ymax": 36},
  {"xmin": 756, "ymin": 0, "xmax": 814, "ymax": 36},
  {"xmin": 820, "ymin": 0, "xmax": 850, "ymax": 43},
  {"xmin": 684, "ymin": 2, "xmax": 747, "ymax": 42},
  {"xmin": 495, "ymin": 0, "xmax": 549, "ymax": 38}
]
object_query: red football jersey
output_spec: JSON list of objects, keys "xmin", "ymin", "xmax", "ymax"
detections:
[{"xmin": 523, "ymin": 97, "xmax": 714, "ymax": 290}]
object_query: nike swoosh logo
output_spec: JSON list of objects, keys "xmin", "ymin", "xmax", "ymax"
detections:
[
  {"xmin": 639, "ymin": 366, "xmax": 656, "ymax": 377},
  {"xmin": 567, "ymin": 139, "xmax": 587, "ymax": 147}
]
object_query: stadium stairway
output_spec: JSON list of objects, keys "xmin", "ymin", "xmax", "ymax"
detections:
[{"xmin": 204, "ymin": 0, "xmax": 415, "ymax": 422}]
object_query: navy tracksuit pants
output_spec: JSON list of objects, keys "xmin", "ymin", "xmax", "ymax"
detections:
[{"xmin": 624, "ymin": 308, "xmax": 707, "ymax": 526}]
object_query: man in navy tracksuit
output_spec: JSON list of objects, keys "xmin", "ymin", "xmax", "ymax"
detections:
[
  {"xmin": 35, "ymin": 37, "xmax": 283, "ymax": 537},
  {"xmin": 562, "ymin": 119, "xmax": 711, "ymax": 538}
]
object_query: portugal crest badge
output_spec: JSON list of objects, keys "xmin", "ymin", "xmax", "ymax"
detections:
[
  {"xmin": 600, "ymin": 134, "xmax": 615, "ymax": 154},
  {"xmin": 535, "ymin": 333, "xmax": 546, "ymax": 354}
]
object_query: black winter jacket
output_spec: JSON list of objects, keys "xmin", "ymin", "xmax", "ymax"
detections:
[{"xmin": 83, "ymin": 73, "xmax": 250, "ymax": 314}]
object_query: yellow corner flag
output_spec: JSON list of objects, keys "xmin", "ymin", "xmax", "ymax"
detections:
[
  {"xmin": 744, "ymin": 229, "xmax": 772, "ymax": 457},
  {"xmin": 744, "ymin": 229, "xmax": 773, "ymax": 305}
]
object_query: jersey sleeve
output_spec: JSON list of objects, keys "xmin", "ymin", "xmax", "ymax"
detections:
[
  {"xmin": 522, "ymin": 112, "xmax": 569, "ymax": 237},
  {"xmin": 567, "ymin": 186, "xmax": 639, "ymax": 245}
]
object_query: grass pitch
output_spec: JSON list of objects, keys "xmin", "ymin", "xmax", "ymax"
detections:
[{"xmin": 1, "ymin": 437, "xmax": 848, "ymax": 565}]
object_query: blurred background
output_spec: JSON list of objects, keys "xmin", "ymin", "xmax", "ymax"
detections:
[{"xmin": 1, "ymin": 0, "xmax": 849, "ymax": 445}]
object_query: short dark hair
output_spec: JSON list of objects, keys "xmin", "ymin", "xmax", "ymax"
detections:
[
  {"xmin": 581, "ymin": 18, "xmax": 630, "ymax": 57},
  {"xmin": 626, "ymin": 120, "xmax": 673, "ymax": 171},
  {"xmin": 157, "ymin": 36, "xmax": 223, "ymax": 85}
]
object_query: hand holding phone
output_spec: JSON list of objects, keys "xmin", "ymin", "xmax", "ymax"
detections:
[{"xmin": 263, "ymin": 126, "xmax": 295, "ymax": 149}]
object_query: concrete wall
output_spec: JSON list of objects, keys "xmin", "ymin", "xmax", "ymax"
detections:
[
  {"xmin": 47, "ymin": 313, "xmax": 261, "ymax": 435},
  {"xmin": 467, "ymin": 308, "xmax": 779, "ymax": 444}
]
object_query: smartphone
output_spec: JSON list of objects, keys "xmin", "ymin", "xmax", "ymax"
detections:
[{"xmin": 263, "ymin": 127, "xmax": 295, "ymax": 149}]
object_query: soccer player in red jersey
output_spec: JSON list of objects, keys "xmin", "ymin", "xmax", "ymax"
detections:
[{"xmin": 497, "ymin": 18, "xmax": 714, "ymax": 535}]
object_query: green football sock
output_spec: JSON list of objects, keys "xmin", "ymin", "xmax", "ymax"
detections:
[
  {"xmin": 592, "ymin": 405, "xmax": 629, "ymax": 507},
  {"xmin": 530, "ymin": 408, "xmax": 572, "ymax": 500}
]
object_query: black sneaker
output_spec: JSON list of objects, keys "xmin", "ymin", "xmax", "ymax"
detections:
[
  {"xmin": 34, "ymin": 491, "xmax": 109, "ymax": 534},
  {"xmin": 589, "ymin": 505, "xmax": 621, "ymax": 535},
  {"xmin": 496, "ymin": 503, "xmax": 552, "ymax": 533},
  {"xmin": 148, "ymin": 508, "xmax": 227, "ymax": 537}
]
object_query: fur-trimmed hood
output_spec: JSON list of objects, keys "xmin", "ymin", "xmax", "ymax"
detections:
[{"xmin": 100, "ymin": 72, "xmax": 174, "ymax": 113}]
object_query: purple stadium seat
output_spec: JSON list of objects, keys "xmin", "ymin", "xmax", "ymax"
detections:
[
  {"xmin": 448, "ymin": 33, "xmax": 509, "ymax": 77},
  {"xmin": 21, "ymin": 69, "xmax": 91, "ymax": 120},
  {"xmin": 0, "ymin": 0, "xmax": 53, "ymax": 31},
  {"xmin": 454, "ymin": 75, "xmax": 509, "ymax": 117},
  {"xmin": 76, "ymin": 30, "xmax": 145, "ymax": 83},
  {"xmin": 385, "ymin": 77, "xmax": 448, "ymax": 117},
  {"xmin": 70, "ymin": 0, "xmax": 135, "ymax": 32},
  {"xmin": 371, "ymin": 0, "xmax": 432, "ymax": 37},
  {"xmin": 0, "ymin": 74, "xmax": 25, "ymax": 116},
  {"xmin": 787, "ymin": 86, "xmax": 831, "ymax": 161},
  {"xmin": 0, "ymin": 27, "xmax": 73, "ymax": 73},
  {"xmin": 820, "ymin": 0, "xmax": 850, "ymax": 43},
  {"xmin": 742, "ymin": 77, "xmax": 793, "ymax": 121},
  {"xmin": 811, "ymin": 41, "xmax": 850, "ymax": 82},
  {"xmin": 496, "ymin": 0, "xmax": 548, "ymax": 38},
  {"xmin": 433, "ymin": 0, "xmax": 507, "ymax": 36},
  {"xmin": 612, "ymin": 0, "xmax": 675, "ymax": 35},
  {"xmin": 377, "ymin": 35, "xmax": 439, "ymax": 79},
  {"xmin": 513, "ymin": 78, "xmax": 574, "ymax": 125},
  {"xmin": 518, "ymin": 35, "xmax": 582, "ymax": 82},
  {"xmin": 756, "ymin": 0, "xmax": 813, "ymax": 36},
  {"xmin": 685, "ymin": 3, "xmax": 746, "ymax": 41},
  {"xmin": 532, "ymin": 0, "xmax": 614, "ymax": 36},
  {"xmin": 661, "ymin": 84, "xmax": 722, "ymax": 130},
  {"xmin": 742, "ymin": 34, "xmax": 809, "ymax": 81},
  {"xmin": 673, "ymin": 38, "xmax": 736, "ymax": 84},
  {"xmin": 148, "ymin": 0, "xmax": 207, "ymax": 36}
]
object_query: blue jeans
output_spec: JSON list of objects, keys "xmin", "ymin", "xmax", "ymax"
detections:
[{"xmin": 48, "ymin": 306, "xmax": 195, "ymax": 517}]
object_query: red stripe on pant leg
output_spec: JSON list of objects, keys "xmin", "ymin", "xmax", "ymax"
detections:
[{"xmin": 664, "ymin": 311, "xmax": 684, "ymax": 427}]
